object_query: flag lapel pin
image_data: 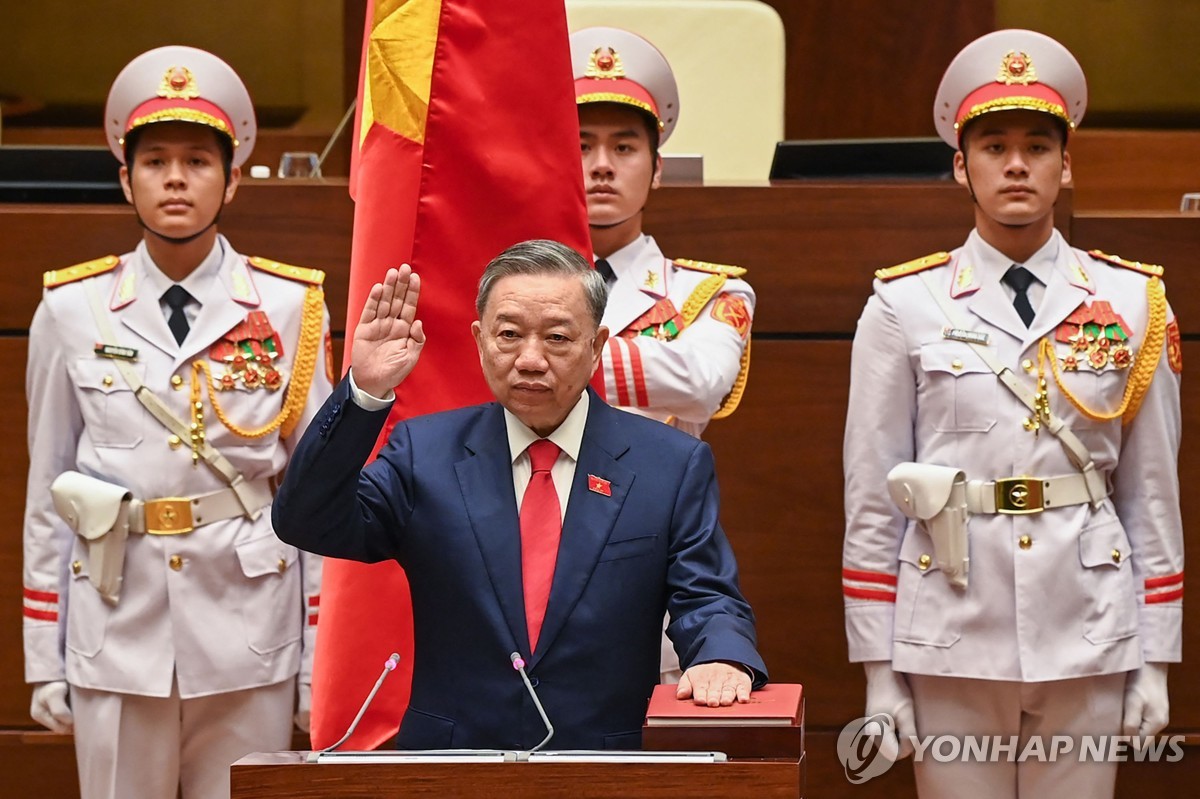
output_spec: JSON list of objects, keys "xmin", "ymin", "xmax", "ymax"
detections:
[{"xmin": 588, "ymin": 474, "xmax": 612, "ymax": 496}]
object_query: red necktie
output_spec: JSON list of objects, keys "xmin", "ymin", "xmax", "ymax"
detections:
[{"xmin": 520, "ymin": 439, "xmax": 562, "ymax": 652}]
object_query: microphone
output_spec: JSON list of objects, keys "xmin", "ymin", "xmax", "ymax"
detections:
[
  {"xmin": 319, "ymin": 652, "xmax": 401, "ymax": 754},
  {"xmin": 510, "ymin": 652, "xmax": 554, "ymax": 752}
]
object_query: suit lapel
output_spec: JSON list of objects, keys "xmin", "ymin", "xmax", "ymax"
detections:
[
  {"xmin": 455, "ymin": 405, "xmax": 528, "ymax": 654},
  {"xmin": 530, "ymin": 397, "xmax": 635, "ymax": 667}
]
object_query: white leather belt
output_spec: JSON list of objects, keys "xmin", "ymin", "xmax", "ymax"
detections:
[
  {"xmin": 966, "ymin": 474, "xmax": 1107, "ymax": 515},
  {"xmin": 128, "ymin": 480, "xmax": 273, "ymax": 535}
]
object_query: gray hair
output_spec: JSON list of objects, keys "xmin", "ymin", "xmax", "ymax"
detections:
[{"xmin": 476, "ymin": 239, "xmax": 608, "ymax": 329}]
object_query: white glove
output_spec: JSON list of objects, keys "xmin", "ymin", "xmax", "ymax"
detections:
[
  {"xmin": 863, "ymin": 661, "xmax": 916, "ymax": 761},
  {"xmin": 30, "ymin": 681, "xmax": 73, "ymax": 734},
  {"xmin": 1122, "ymin": 662, "xmax": 1169, "ymax": 739},
  {"xmin": 294, "ymin": 681, "xmax": 312, "ymax": 733}
]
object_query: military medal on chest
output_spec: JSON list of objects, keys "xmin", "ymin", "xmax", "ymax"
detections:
[
  {"xmin": 208, "ymin": 311, "xmax": 287, "ymax": 391},
  {"xmin": 622, "ymin": 298, "xmax": 685, "ymax": 341},
  {"xmin": 1054, "ymin": 300, "xmax": 1134, "ymax": 372}
]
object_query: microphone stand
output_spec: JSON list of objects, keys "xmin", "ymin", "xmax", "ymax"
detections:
[{"xmin": 510, "ymin": 652, "xmax": 554, "ymax": 752}]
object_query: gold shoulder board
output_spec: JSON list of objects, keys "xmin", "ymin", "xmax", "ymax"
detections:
[
  {"xmin": 673, "ymin": 258, "xmax": 748, "ymax": 278},
  {"xmin": 44, "ymin": 255, "xmax": 120, "ymax": 289},
  {"xmin": 1087, "ymin": 249, "xmax": 1164, "ymax": 278},
  {"xmin": 247, "ymin": 256, "xmax": 326, "ymax": 286},
  {"xmin": 875, "ymin": 251, "xmax": 952, "ymax": 282}
]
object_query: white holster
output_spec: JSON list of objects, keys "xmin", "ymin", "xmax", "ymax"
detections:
[
  {"xmin": 887, "ymin": 462, "xmax": 970, "ymax": 589},
  {"xmin": 50, "ymin": 471, "xmax": 132, "ymax": 605}
]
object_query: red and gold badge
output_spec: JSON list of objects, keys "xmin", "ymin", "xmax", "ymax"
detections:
[
  {"xmin": 997, "ymin": 50, "xmax": 1037, "ymax": 85},
  {"xmin": 1167, "ymin": 318, "xmax": 1183, "ymax": 374},
  {"xmin": 711, "ymin": 293, "xmax": 751, "ymax": 338},
  {"xmin": 209, "ymin": 311, "xmax": 286, "ymax": 391}
]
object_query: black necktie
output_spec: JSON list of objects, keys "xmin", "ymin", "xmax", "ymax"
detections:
[
  {"xmin": 163, "ymin": 285, "xmax": 193, "ymax": 345},
  {"xmin": 1003, "ymin": 266, "xmax": 1037, "ymax": 327},
  {"xmin": 594, "ymin": 258, "xmax": 617, "ymax": 287}
]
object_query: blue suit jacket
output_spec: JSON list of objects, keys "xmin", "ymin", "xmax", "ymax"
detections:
[{"xmin": 274, "ymin": 382, "xmax": 766, "ymax": 750}]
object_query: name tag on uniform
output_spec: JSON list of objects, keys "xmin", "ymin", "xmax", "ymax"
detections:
[
  {"xmin": 942, "ymin": 327, "xmax": 989, "ymax": 346},
  {"xmin": 94, "ymin": 343, "xmax": 138, "ymax": 361}
]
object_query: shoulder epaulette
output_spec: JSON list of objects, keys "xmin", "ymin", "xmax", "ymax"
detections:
[
  {"xmin": 247, "ymin": 256, "xmax": 325, "ymax": 286},
  {"xmin": 43, "ymin": 255, "xmax": 120, "ymax": 289},
  {"xmin": 1087, "ymin": 249, "xmax": 1164, "ymax": 278},
  {"xmin": 875, "ymin": 252, "xmax": 951, "ymax": 282},
  {"xmin": 673, "ymin": 258, "xmax": 747, "ymax": 278}
]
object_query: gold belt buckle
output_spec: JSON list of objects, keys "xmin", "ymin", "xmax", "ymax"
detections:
[
  {"xmin": 994, "ymin": 477, "xmax": 1044, "ymax": 515},
  {"xmin": 144, "ymin": 498, "xmax": 195, "ymax": 535}
]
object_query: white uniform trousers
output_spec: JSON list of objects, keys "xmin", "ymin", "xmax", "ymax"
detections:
[
  {"xmin": 71, "ymin": 676, "xmax": 294, "ymax": 799},
  {"xmin": 908, "ymin": 672, "xmax": 1125, "ymax": 799}
]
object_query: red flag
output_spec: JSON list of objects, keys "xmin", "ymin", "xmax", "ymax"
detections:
[{"xmin": 311, "ymin": 0, "xmax": 589, "ymax": 749}]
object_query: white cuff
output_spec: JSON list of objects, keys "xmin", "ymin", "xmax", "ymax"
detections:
[{"xmin": 347, "ymin": 369, "xmax": 395, "ymax": 410}]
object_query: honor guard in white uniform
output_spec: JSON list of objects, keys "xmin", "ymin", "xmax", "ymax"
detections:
[
  {"xmin": 22, "ymin": 46, "xmax": 335, "ymax": 799},
  {"xmin": 571, "ymin": 27, "xmax": 755, "ymax": 681},
  {"xmin": 842, "ymin": 31, "xmax": 1182, "ymax": 798}
]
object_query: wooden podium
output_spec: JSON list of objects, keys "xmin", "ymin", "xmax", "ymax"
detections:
[
  {"xmin": 231, "ymin": 750, "xmax": 802, "ymax": 799},
  {"xmin": 232, "ymin": 685, "xmax": 805, "ymax": 798}
]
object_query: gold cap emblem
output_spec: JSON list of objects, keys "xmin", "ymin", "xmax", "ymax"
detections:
[
  {"xmin": 997, "ymin": 50, "xmax": 1037, "ymax": 85},
  {"xmin": 158, "ymin": 65, "xmax": 199, "ymax": 100},
  {"xmin": 586, "ymin": 47, "xmax": 626, "ymax": 79}
]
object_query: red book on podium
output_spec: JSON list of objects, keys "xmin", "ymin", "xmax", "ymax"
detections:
[{"xmin": 642, "ymin": 683, "xmax": 805, "ymax": 759}]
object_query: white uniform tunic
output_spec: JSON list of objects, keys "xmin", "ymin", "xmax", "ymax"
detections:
[
  {"xmin": 843, "ymin": 229, "xmax": 1183, "ymax": 681},
  {"xmin": 595, "ymin": 235, "xmax": 754, "ymax": 439}
]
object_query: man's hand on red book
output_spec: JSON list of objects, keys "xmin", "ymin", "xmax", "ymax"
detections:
[{"xmin": 677, "ymin": 661, "xmax": 752, "ymax": 706}]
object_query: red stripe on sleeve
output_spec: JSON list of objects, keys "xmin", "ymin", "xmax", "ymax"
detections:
[
  {"xmin": 625, "ymin": 340, "xmax": 650, "ymax": 407},
  {"xmin": 843, "ymin": 586, "xmax": 897, "ymax": 602},
  {"xmin": 308, "ymin": 595, "xmax": 321, "ymax": 607},
  {"xmin": 608, "ymin": 339, "xmax": 631, "ymax": 406},
  {"xmin": 23, "ymin": 588, "xmax": 58, "ymax": 604},
  {"xmin": 1145, "ymin": 588, "xmax": 1184, "ymax": 605},
  {"xmin": 842, "ymin": 568, "xmax": 899, "ymax": 586},
  {"xmin": 23, "ymin": 607, "xmax": 58, "ymax": 622},
  {"xmin": 1145, "ymin": 572, "xmax": 1184, "ymax": 590}
]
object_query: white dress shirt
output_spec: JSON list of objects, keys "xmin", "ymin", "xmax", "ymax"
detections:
[
  {"xmin": 144, "ymin": 238, "xmax": 224, "ymax": 328},
  {"xmin": 975, "ymin": 230, "xmax": 1058, "ymax": 314}
]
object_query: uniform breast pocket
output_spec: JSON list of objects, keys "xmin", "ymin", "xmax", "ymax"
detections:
[
  {"xmin": 919, "ymin": 342, "xmax": 997, "ymax": 432},
  {"xmin": 70, "ymin": 358, "xmax": 147, "ymax": 448}
]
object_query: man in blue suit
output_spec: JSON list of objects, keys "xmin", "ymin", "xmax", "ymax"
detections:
[{"xmin": 273, "ymin": 239, "xmax": 766, "ymax": 750}]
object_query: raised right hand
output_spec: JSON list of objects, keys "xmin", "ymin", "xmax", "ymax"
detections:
[
  {"xmin": 30, "ymin": 681, "xmax": 73, "ymax": 733},
  {"xmin": 350, "ymin": 265, "xmax": 426, "ymax": 397}
]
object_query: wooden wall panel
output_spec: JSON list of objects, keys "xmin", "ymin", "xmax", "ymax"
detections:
[
  {"xmin": 758, "ymin": 1, "xmax": 993, "ymax": 139},
  {"xmin": 1070, "ymin": 130, "xmax": 1200, "ymax": 212}
]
